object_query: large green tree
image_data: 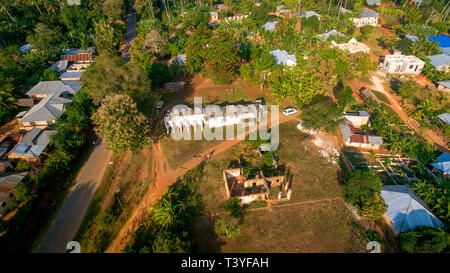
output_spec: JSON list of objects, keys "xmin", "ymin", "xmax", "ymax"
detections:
[
  {"xmin": 92, "ymin": 94, "xmax": 149, "ymax": 155},
  {"xmin": 342, "ymin": 170, "xmax": 387, "ymax": 220},
  {"xmin": 268, "ymin": 68, "xmax": 325, "ymax": 108}
]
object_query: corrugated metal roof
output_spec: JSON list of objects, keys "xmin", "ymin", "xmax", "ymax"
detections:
[
  {"xmin": 405, "ymin": 34, "xmax": 419, "ymax": 43},
  {"xmin": 320, "ymin": 29, "xmax": 345, "ymax": 40},
  {"xmin": 427, "ymin": 54, "xmax": 450, "ymax": 68},
  {"xmin": 381, "ymin": 185, "xmax": 444, "ymax": 233},
  {"xmin": 269, "ymin": 49, "xmax": 297, "ymax": 66},
  {"xmin": 48, "ymin": 60, "xmax": 68, "ymax": 73},
  {"xmin": 59, "ymin": 72, "xmax": 82, "ymax": 80},
  {"xmin": 26, "ymin": 81, "xmax": 80, "ymax": 96},
  {"xmin": 431, "ymin": 152, "xmax": 450, "ymax": 174},
  {"xmin": 19, "ymin": 92, "xmax": 72, "ymax": 123},
  {"xmin": 437, "ymin": 112, "xmax": 450, "ymax": 124},
  {"xmin": 263, "ymin": 21, "xmax": 277, "ymax": 31}
]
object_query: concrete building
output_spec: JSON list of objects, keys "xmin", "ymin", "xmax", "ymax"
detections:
[
  {"xmin": 0, "ymin": 172, "xmax": 28, "ymax": 217},
  {"xmin": 352, "ymin": 12, "xmax": 379, "ymax": 27},
  {"xmin": 331, "ymin": 38, "xmax": 370, "ymax": 54},
  {"xmin": 382, "ymin": 53, "xmax": 425, "ymax": 74},
  {"xmin": 164, "ymin": 103, "xmax": 265, "ymax": 134}
]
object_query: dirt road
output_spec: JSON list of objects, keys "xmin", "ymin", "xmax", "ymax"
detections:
[
  {"xmin": 370, "ymin": 74, "xmax": 448, "ymax": 151},
  {"xmin": 121, "ymin": 7, "xmax": 136, "ymax": 63},
  {"xmin": 35, "ymin": 138, "xmax": 112, "ymax": 253},
  {"xmin": 106, "ymin": 112, "xmax": 297, "ymax": 252}
]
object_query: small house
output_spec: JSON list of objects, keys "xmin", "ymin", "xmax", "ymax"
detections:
[
  {"xmin": 431, "ymin": 152, "xmax": 450, "ymax": 178},
  {"xmin": 269, "ymin": 49, "xmax": 297, "ymax": 66},
  {"xmin": 352, "ymin": 11, "xmax": 379, "ymax": 27},
  {"xmin": 7, "ymin": 128, "xmax": 54, "ymax": 162},
  {"xmin": 381, "ymin": 185, "xmax": 444, "ymax": 235},
  {"xmin": 263, "ymin": 21, "xmax": 277, "ymax": 31},
  {"xmin": 426, "ymin": 54, "xmax": 450, "ymax": 71},
  {"xmin": 0, "ymin": 172, "xmax": 28, "ymax": 217}
]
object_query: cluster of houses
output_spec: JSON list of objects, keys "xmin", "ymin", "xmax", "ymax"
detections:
[
  {"xmin": 339, "ymin": 110, "xmax": 384, "ymax": 151},
  {"xmin": 0, "ymin": 47, "xmax": 95, "ymax": 218},
  {"xmin": 210, "ymin": 3, "xmax": 248, "ymax": 25}
]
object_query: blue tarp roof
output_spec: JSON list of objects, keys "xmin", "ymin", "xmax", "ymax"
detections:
[
  {"xmin": 381, "ymin": 185, "xmax": 445, "ymax": 233},
  {"xmin": 431, "ymin": 152, "xmax": 450, "ymax": 174},
  {"xmin": 428, "ymin": 35, "xmax": 450, "ymax": 48}
]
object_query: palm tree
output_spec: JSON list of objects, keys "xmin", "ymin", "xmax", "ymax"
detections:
[
  {"xmin": 0, "ymin": 91, "xmax": 16, "ymax": 110},
  {"xmin": 0, "ymin": 2, "xmax": 15, "ymax": 22}
]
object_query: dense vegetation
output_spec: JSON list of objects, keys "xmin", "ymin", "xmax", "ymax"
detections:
[{"xmin": 123, "ymin": 167, "xmax": 202, "ymax": 253}]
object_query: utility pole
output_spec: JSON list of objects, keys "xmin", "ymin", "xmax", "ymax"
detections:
[{"xmin": 115, "ymin": 189, "xmax": 126, "ymax": 215}]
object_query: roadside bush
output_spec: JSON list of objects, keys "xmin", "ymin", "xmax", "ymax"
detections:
[{"xmin": 399, "ymin": 227, "xmax": 450, "ymax": 253}]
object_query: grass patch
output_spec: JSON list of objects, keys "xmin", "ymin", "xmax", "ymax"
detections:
[
  {"xmin": 193, "ymin": 120, "xmax": 366, "ymax": 252},
  {"xmin": 75, "ymin": 147, "xmax": 152, "ymax": 253},
  {"xmin": 372, "ymin": 91, "xmax": 390, "ymax": 104}
]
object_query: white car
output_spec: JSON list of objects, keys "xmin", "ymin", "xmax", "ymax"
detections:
[{"xmin": 283, "ymin": 107, "xmax": 298, "ymax": 116}]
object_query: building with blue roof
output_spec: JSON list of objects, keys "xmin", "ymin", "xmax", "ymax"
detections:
[
  {"xmin": 431, "ymin": 152, "xmax": 450, "ymax": 177},
  {"xmin": 428, "ymin": 35, "xmax": 450, "ymax": 55}
]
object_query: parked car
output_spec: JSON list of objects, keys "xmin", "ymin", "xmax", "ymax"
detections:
[{"xmin": 283, "ymin": 107, "xmax": 298, "ymax": 116}]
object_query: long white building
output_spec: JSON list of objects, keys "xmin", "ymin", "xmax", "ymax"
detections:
[{"xmin": 164, "ymin": 103, "xmax": 266, "ymax": 134}]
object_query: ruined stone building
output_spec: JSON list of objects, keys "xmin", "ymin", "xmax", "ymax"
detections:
[{"xmin": 223, "ymin": 167, "xmax": 291, "ymax": 205}]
